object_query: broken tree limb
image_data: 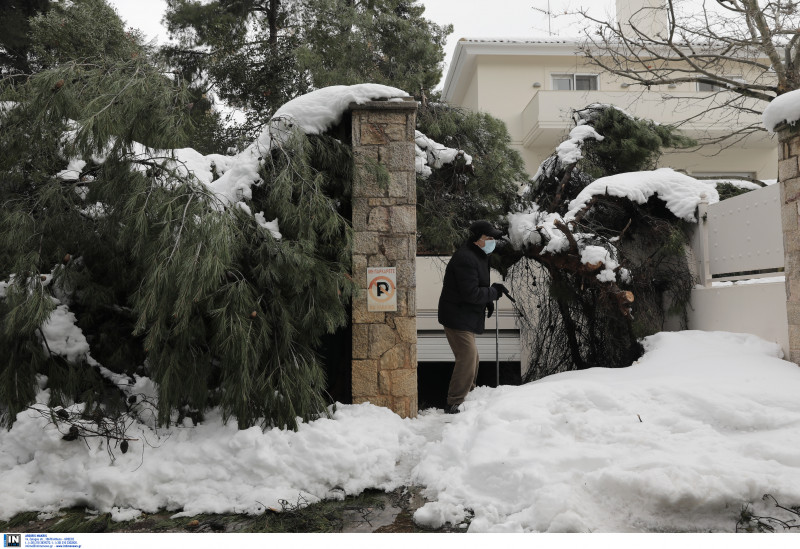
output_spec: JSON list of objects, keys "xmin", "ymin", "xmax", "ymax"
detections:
[
  {"xmin": 554, "ymin": 218, "xmax": 579, "ymax": 254},
  {"xmin": 548, "ymin": 162, "xmax": 577, "ymax": 212}
]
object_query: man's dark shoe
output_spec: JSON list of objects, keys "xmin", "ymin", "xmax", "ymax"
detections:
[{"xmin": 444, "ymin": 404, "xmax": 461, "ymax": 414}]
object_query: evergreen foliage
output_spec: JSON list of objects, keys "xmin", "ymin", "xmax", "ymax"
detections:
[
  {"xmin": 162, "ymin": 0, "xmax": 451, "ymax": 134},
  {"xmin": 0, "ymin": 1, "xmax": 356, "ymax": 430},
  {"xmin": 0, "ymin": 0, "xmax": 51, "ymax": 77},
  {"xmin": 0, "ymin": 0, "xmax": 526, "ymax": 431},
  {"xmin": 415, "ymin": 101, "xmax": 531, "ymax": 254},
  {"xmin": 514, "ymin": 104, "xmax": 697, "ymax": 378},
  {"xmin": 297, "ymin": 0, "xmax": 450, "ymax": 94},
  {"xmin": 163, "ymin": 0, "xmax": 307, "ymax": 134},
  {"xmin": 28, "ymin": 0, "xmax": 143, "ymax": 70},
  {"xmin": 531, "ymin": 104, "xmax": 696, "ymax": 213},
  {"xmin": 578, "ymin": 105, "xmax": 696, "ymax": 179},
  {"xmin": 714, "ymin": 181, "xmax": 755, "ymax": 201}
]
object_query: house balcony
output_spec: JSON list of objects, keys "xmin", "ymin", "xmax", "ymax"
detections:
[{"xmin": 521, "ymin": 90, "xmax": 774, "ymax": 150}]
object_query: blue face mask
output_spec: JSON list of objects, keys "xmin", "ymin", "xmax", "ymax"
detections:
[{"xmin": 482, "ymin": 239, "xmax": 496, "ymax": 254}]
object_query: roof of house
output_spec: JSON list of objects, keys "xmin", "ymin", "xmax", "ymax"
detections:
[{"xmin": 441, "ymin": 37, "xmax": 584, "ymax": 101}]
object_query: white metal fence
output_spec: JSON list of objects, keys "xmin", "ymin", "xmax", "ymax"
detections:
[
  {"xmin": 688, "ymin": 184, "xmax": 788, "ymax": 355},
  {"xmin": 693, "ymin": 183, "xmax": 784, "ymax": 285}
]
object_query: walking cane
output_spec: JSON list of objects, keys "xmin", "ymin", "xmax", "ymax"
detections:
[{"xmin": 495, "ymin": 293, "xmax": 500, "ymax": 388}]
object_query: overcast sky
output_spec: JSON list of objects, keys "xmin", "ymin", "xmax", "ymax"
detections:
[{"xmin": 108, "ymin": 0, "xmax": 616, "ymax": 90}]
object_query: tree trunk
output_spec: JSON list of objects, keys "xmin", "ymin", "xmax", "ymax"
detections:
[
  {"xmin": 268, "ymin": 0, "xmax": 279, "ymax": 49},
  {"xmin": 550, "ymin": 270, "xmax": 588, "ymax": 370}
]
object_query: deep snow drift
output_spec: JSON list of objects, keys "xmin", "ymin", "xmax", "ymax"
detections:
[{"xmin": 2, "ymin": 331, "xmax": 800, "ymax": 532}]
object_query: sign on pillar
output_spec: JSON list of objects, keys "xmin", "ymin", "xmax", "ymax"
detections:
[{"xmin": 367, "ymin": 267, "xmax": 397, "ymax": 312}]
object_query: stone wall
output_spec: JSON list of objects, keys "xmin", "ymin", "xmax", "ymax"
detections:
[
  {"xmin": 779, "ymin": 126, "xmax": 800, "ymax": 364},
  {"xmin": 350, "ymin": 98, "xmax": 418, "ymax": 417}
]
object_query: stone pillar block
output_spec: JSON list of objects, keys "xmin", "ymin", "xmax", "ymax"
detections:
[
  {"xmin": 352, "ymin": 360, "xmax": 378, "ymax": 397},
  {"xmin": 778, "ymin": 127, "xmax": 800, "ymax": 365},
  {"xmin": 351, "ymin": 98, "xmax": 419, "ymax": 417}
]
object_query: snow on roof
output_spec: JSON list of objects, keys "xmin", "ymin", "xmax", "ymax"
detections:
[
  {"xmin": 566, "ymin": 168, "xmax": 720, "ymax": 222},
  {"xmin": 457, "ymin": 36, "xmax": 581, "ymax": 45},
  {"xmin": 763, "ymin": 88, "xmax": 800, "ymax": 132}
]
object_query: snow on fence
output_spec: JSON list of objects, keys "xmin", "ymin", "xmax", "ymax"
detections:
[{"xmin": 687, "ymin": 183, "xmax": 789, "ymax": 356}]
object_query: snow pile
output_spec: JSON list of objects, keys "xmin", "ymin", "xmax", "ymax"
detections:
[
  {"xmin": 506, "ymin": 206, "xmax": 545, "ymax": 250},
  {"xmin": 0, "ymin": 101, "xmax": 16, "ymax": 114},
  {"xmin": 533, "ymin": 123, "xmax": 604, "ymax": 182},
  {"xmin": 506, "ymin": 208, "xmax": 600, "ymax": 261},
  {"xmin": 205, "ymin": 84, "xmax": 409, "ymax": 207},
  {"xmin": 3, "ymin": 331, "xmax": 800, "ymax": 532},
  {"xmin": 506, "ymin": 206, "xmax": 573, "ymax": 254},
  {"xmin": 412, "ymin": 331, "xmax": 800, "ymax": 532},
  {"xmin": 0, "ymin": 402, "xmax": 421, "ymax": 521},
  {"xmin": 253, "ymin": 212, "xmax": 282, "ymax": 240},
  {"xmin": 566, "ymin": 168, "xmax": 720, "ymax": 222},
  {"xmin": 763, "ymin": 88, "xmax": 800, "ymax": 132},
  {"xmin": 54, "ymin": 83, "xmax": 471, "ymax": 232},
  {"xmin": 414, "ymin": 131, "xmax": 473, "ymax": 178}
]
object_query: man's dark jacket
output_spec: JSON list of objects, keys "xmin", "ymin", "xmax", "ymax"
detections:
[{"xmin": 438, "ymin": 242, "xmax": 499, "ymax": 334}]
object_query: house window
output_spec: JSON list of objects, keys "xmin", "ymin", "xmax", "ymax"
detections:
[
  {"xmin": 552, "ymin": 74, "xmax": 598, "ymax": 91},
  {"xmin": 697, "ymin": 76, "xmax": 745, "ymax": 92}
]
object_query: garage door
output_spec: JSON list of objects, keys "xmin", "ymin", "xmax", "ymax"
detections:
[{"xmin": 417, "ymin": 331, "xmax": 521, "ymax": 362}]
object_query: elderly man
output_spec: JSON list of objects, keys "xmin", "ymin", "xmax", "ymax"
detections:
[{"xmin": 437, "ymin": 220, "xmax": 508, "ymax": 414}]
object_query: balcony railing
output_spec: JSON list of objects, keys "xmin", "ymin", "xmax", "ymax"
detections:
[{"xmin": 521, "ymin": 90, "xmax": 771, "ymax": 149}]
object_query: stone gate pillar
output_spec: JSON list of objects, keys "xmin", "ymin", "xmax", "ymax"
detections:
[
  {"xmin": 779, "ymin": 125, "xmax": 800, "ymax": 364},
  {"xmin": 350, "ymin": 98, "xmax": 418, "ymax": 417}
]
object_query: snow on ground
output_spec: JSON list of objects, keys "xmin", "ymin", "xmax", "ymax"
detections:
[{"xmin": 2, "ymin": 331, "xmax": 800, "ymax": 533}]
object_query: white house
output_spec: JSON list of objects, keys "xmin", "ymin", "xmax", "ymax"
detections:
[{"xmin": 439, "ymin": 36, "xmax": 776, "ymax": 181}]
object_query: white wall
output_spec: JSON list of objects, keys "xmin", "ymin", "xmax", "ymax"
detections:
[
  {"xmin": 688, "ymin": 282, "xmax": 789, "ymax": 357},
  {"xmin": 686, "ymin": 184, "xmax": 788, "ymax": 356}
]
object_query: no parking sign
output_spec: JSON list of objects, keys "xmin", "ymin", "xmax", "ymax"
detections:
[{"xmin": 367, "ymin": 267, "xmax": 397, "ymax": 312}]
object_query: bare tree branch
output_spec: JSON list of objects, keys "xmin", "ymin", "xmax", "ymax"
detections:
[{"xmin": 569, "ymin": 0, "xmax": 800, "ymax": 147}]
